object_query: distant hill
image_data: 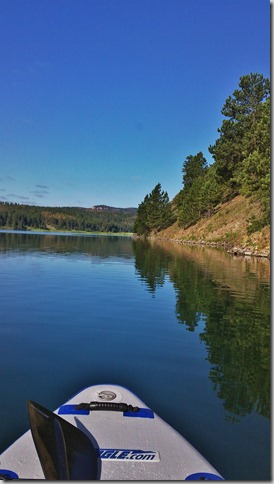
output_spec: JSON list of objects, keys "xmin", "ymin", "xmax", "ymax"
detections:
[
  {"xmin": 0, "ymin": 202, "xmax": 137, "ymax": 233},
  {"xmin": 89, "ymin": 205, "xmax": 137, "ymax": 214}
]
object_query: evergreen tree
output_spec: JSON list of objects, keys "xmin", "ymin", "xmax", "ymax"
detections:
[
  {"xmin": 182, "ymin": 152, "xmax": 208, "ymax": 191},
  {"xmin": 237, "ymin": 97, "xmax": 270, "ymax": 223},
  {"xmin": 134, "ymin": 196, "xmax": 151, "ymax": 236},
  {"xmin": 134, "ymin": 183, "xmax": 173, "ymax": 235},
  {"xmin": 177, "ymin": 152, "xmax": 208, "ymax": 227},
  {"xmin": 209, "ymin": 73, "xmax": 270, "ymax": 194}
]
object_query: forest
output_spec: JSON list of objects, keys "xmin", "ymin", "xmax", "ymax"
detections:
[
  {"xmin": 134, "ymin": 73, "xmax": 270, "ymax": 237},
  {"xmin": 0, "ymin": 203, "xmax": 137, "ymax": 233}
]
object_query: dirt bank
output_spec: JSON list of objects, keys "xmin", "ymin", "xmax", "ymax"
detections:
[{"xmin": 154, "ymin": 195, "xmax": 270, "ymax": 258}]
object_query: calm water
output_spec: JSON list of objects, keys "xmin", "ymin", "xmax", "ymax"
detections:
[{"xmin": 0, "ymin": 231, "xmax": 270, "ymax": 480}]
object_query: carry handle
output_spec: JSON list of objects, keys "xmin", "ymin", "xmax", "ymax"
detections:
[{"xmin": 74, "ymin": 401, "xmax": 139, "ymax": 412}]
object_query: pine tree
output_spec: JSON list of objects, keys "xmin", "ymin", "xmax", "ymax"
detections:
[{"xmin": 134, "ymin": 184, "xmax": 173, "ymax": 235}]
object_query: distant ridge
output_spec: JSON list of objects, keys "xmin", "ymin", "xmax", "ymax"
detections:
[{"xmin": 90, "ymin": 205, "xmax": 137, "ymax": 213}]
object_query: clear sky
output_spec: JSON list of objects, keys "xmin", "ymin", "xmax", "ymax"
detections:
[{"xmin": 0, "ymin": 0, "xmax": 270, "ymax": 208}]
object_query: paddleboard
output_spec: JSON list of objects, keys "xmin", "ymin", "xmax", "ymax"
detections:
[{"xmin": 0, "ymin": 384, "xmax": 223, "ymax": 480}]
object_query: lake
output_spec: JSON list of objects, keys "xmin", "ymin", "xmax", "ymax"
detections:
[{"xmin": 0, "ymin": 231, "xmax": 270, "ymax": 480}]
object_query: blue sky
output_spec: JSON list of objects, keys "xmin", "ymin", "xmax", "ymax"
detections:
[{"xmin": 0, "ymin": 0, "xmax": 270, "ymax": 208}]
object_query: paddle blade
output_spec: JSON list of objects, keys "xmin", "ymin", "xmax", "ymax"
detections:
[{"xmin": 27, "ymin": 400, "xmax": 98, "ymax": 480}]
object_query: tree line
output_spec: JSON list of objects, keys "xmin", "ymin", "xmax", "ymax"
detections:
[
  {"xmin": 134, "ymin": 73, "xmax": 270, "ymax": 235},
  {"xmin": 0, "ymin": 203, "xmax": 137, "ymax": 233}
]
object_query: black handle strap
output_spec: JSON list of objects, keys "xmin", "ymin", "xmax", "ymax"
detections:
[{"xmin": 74, "ymin": 401, "xmax": 139, "ymax": 412}]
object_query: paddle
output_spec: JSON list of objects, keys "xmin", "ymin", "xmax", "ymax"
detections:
[{"xmin": 27, "ymin": 400, "xmax": 99, "ymax": 480}]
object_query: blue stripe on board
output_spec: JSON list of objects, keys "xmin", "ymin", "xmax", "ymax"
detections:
[
  {"xmin": 0, "ymin": 470, "xmax": 19, "ymax": 479},
  {"xmin": 124, "ymin": 408, "xmax": 154, "ymax": 418},
  {"xmin": 185, "ymin": 472, "xmax": 224, "ymax": 480},
  {"xmin": 58, "ymin": 405, "xmax": 154, "ymax": 418}
]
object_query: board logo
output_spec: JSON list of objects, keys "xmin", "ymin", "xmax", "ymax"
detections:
[{"xmin": 99, "ymin": 449, "xmax": 160, "ymax": 462}]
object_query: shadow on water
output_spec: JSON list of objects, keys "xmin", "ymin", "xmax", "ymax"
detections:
[{"xmin": 133, "ymin": 238, "xmax": 270, "ymax": 423}]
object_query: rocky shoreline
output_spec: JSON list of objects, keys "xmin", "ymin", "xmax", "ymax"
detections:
[
  {"xmin": 146, "ymin": 235, "xmax": 270, "ymax": 259},
  {"xmin": 226, "ymin": 245, "xmax": 270, "ymax": 258}
]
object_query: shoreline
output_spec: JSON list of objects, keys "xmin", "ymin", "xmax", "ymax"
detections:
[
  {"xmin": 1, "ymin": 228, "xmax": 270, "ymax": 258},
  {"xmin": 142, "ymin": 235, "xmax": 270, "ymax": 259}
]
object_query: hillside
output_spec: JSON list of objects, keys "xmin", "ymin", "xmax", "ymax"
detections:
[
  {"xmin": 133, "ymin": 74, "xmax": 270, "ymax": 258},
  {"xmin": 155, "ymin": 195, "xmax": 270, "ymax": 258},
  {"xmin": 0, "ymin": 202, "xmax": 137, "ymax": 233}
]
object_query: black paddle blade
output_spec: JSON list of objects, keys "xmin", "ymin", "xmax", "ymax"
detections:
[{"xmin": 27, "ymin": 400, "xmax": 98, "ymax": 480}]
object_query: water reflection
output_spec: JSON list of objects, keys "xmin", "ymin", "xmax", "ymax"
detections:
[
  {"xmin": 133, "ymin": 239, "xmax": 270, "ymax": 421},
  {"xmin": 0, "ymin": 232, "xmax": 270, "ymax": 422},
  {"xmin": 0, "ymin": 231, "xmax": 134, "ymax": 259}
]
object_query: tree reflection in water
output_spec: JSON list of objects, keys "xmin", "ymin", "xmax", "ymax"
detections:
[{"xmin": 133, "ymin": 239, "xmax": 270, "ymax": 421}]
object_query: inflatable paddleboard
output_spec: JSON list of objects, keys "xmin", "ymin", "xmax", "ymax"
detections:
[{"xmin": 0, "ymin": 384, "xmax": 223, "ymax": 480}]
